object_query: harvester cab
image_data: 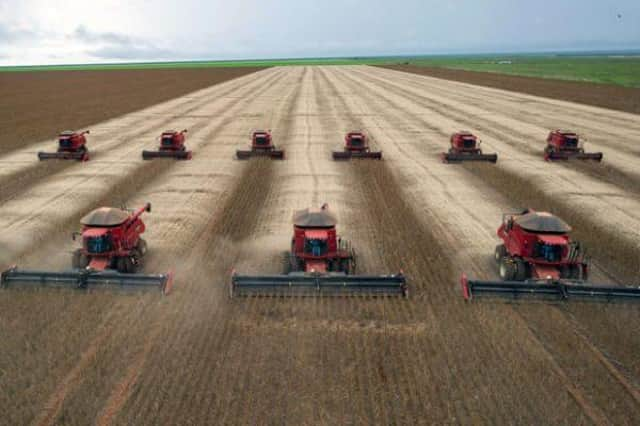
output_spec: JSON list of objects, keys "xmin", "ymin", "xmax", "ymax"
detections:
[
  {"xmin": 230, "ymin": 204, "xmax": 406, "ymax": 297},
  {"xmin": 332, "ymin": 132, "xmax": 382, "ymax": 160},
  {"xmin": 441, "ymin": 131, "xmax": 497, "ymax": 163},
  {"xmin": 544, "ymin": 130, "xmax": 603, "ymax": 161},
  {"xmin": 460, "ymin": 209, "xmax": 640, "ymax": 301},
  {"xmin": 142, "ymin": 129, "xmax": 192, "ymax": 160},
  {"xmin": 38, "ymin": 130, "xmax": 90, "ymax": 161},
  {"xmin": 236, "ymin": 130, "xmax": 284, "ymax": 159},
  {"xmin": 1, "ymin": 203, "xmax": 173, "ymax": 295}
]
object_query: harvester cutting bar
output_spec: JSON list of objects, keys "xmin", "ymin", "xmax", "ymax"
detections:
[
  {"xmin": 1, "ymin": 267, "xmax": 174, "ymax": 295},
  {"xmin": 442, "ymin": 153, "xmax": 498, "ymax": 163},
  {"xmin": 546, "ymin": 152, "xmax": 603, "ymax": 161},
  {"xmin": 142, "ymin": 150, "xmax": 192, "ymax": 160},
  {"xmin": 332, "ymin": 151, "xmax": 382, "ymax": 160},
  {"xmin": 231, "ymin": 272, "xmax": 407, "ymax": 297},
  {"xmin": 38, "ymin": 151, "xmax": 88, "ymax": 161},
  {"xmin": 461, "ymin": 274, "xmax": 640, "ymax": 301},
  {"xmin": 236, "ymin": 150, "xmax": 284, "ymax": 160}
]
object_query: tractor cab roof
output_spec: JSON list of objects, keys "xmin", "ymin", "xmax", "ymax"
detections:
[
  {"xmin": 514, "ymin": 211, "xmax": 572, "ymax": 233},
  {"xmin": 293, "ymin": 207, "xmax": 337, "ymax": 228},
  {"xmin": 81, "ymin": 207, "xmax": 130, "ymax": 227}
]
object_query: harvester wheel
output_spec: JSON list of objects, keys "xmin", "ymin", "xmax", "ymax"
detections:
[
  {"xmin": 136, "ymin": 238, "xmax": 148, "ymax": 256},
  {"xmin": 494, "ymin": 244, "xmax": 507, "ymax": 263},
  {"xmin": 72, "ymin": 249, "xmax": 89, "ymax": 269},
  {"xmin": 499, "ymin": 258, "xmax": 516, "ymax": 281},
  {"xmin": 117, "ymin": 250, "xmax": 140, "ymax": 274},
  {"xmin": 514, "ymin": 258, "xmax": 528, "ymax": 281}
]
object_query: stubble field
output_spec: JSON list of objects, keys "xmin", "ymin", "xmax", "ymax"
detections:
[{"xmin": 1, "ymin": 65, "xmax": 639, "ymax": 425}]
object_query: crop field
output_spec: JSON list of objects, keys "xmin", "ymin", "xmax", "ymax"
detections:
[{"xmin": 1, "ymin": 66, "xmax": 639, "ymax": 424}]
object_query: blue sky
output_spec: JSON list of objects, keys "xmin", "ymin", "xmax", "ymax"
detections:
[{"xmin": 0, "ymin": 0, "xmax": 638, "ymax": 65}]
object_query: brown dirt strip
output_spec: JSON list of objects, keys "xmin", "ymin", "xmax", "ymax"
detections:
[
  {"xmin": 0, "ymin": 68, "xmax": 280, "ymax": 206},
  {"xmin": 380, "ymin": 65, "xmax": 640, "ymax": 115},
  {"xmin": 0, "ymin": 67, "xmax": 266, "ymax": 153},
  {"xmin": 1, "ymin": 69, "xmax": 285, "ymax": 271},
  {"xmin": 463, "ymin": 162, "xmax": 640, "ymax": 283},
  {"xmin": 327, "ymin": 65, "xmax": 640, "ymax": 422}
]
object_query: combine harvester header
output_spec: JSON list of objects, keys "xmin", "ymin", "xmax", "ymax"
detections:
[
  {"xmin": 230, "ymin": 204, "xmax": 406, "ymax": 297},
  {"xmin": 461, "ymin": 209, "xmax": 640, "ymax": 301},
  {"xmin": 1, "ymin": 203, "xmax": 173, "ymax": 295}
]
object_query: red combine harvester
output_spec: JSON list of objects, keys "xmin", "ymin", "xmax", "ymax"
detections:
[
  {"xmin": 461, "ymin": 209, "xmax": 640, "ymax": 301},
  {"xmin": 38, "ymin": 130, "xmax": 90, "ymax": 161},
  {"xmin": 142, "ymin": 129, "xmax": 191, "ymax": 160},
  {"xmin": 544, "ymin": 130, "xmax": 603, "ymax": 161},
  {"xmin": 236, "ymin": 130, "xmax": 284, "ymax": 159},
  {"xmin": 332, "ymin": 132, "xmax": 382, "ymax": 160},
  {"xmin": 1, "ymin": 203, "xmax": 173, "ymax": 295},
  {"xmin": 231, "ymin": 204, "xmax": 406, "ymax": 297},
  {"xmin": 441, "ymin": 131, "xmax": 497, "ymax": 163}
]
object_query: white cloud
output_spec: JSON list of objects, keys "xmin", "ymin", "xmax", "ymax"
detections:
[{"xmin": 0, "ymin": 0, "xmax": 638, "ymax": 66}]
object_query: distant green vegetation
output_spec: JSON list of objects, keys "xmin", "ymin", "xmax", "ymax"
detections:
[
  {"xmin": 401, "ymin": 55, "xmax": 640, "ymax": 88},
  {"xmin": 2, "ymin": 54, "xmax": 639, "ymax": 88},
  {"xmin": 0, "ymin": 57, "xmax": 390, "ymax": 72}
]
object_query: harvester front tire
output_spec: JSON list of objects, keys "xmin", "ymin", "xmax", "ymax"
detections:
[
  {"xmin": 514, "ymin": 258, "xmax": 528, "ymax": 281},
  {"xmin": 499, "ymin": 258, "xmax": 516, "ymax": 281},
  {"xmin": 72, "ymin": 249, "xmax": 89, "ymax": 269},
  {"xmin": 494, "ymin": 244, "xmax": 507, "ymax": 264},
  {"xmin": 136, "ymin": 238, "xmax": 148, "ymax": 256}
]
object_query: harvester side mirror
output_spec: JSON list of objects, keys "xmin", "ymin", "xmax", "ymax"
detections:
[
  {"xmin": 145, "ymin": 203, "xmax": 152, "ymax": 213},
  {"xmin": 83, "ymin": 130, "xmax": 90, "ymax": 135},
  {"xmin": 72, "ymin": 231, "xmax": 81, "ymax": 241},
  {"xmin": 182, "ymin": 129, "xmax": 188, "ymax": 133}
]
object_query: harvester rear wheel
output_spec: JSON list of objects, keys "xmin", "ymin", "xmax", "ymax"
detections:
[
  {"xmin": 72, "ymin": 249, "xmax": 89, "ymax": 269},
  {"xmin": 494, "ymin": 244, "xmax": 507, "ymax": 263},
  {"xmin": 499, "ymin": 258, "xmax": 516, "ymax": 281}
]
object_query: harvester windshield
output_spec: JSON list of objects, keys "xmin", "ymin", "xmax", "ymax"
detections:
[
  {"xmin": 535, "ymin": 243, "xmax": 562, "ymax": 262},
  {"xmin": 350, "ymin": 137, "xmax": 364, "ymax": 147},
  {"xmin": 564, "ymin": 137, "xmax": 578, "ymax": 147},
  {"xmin": 305, "ymin": 238, "xmax": 328, "ymax": 256},
  {"xmin": 161, "ymin": 137, "xmax": 174, "ymax": 146},
  {"xmin": 86, "ymin": 232, "xmax": 113, "ymax": 254},
  {"xmin": 59, "ymin": 138, "xmax": 72, "ymax": 147},
  {"xmin": 462, "ymin": 138, "xmax": 476, "ymax": 148},
  {"xmin": 255, "ymin": 135, "xmax": 268, "ymax": 145}
]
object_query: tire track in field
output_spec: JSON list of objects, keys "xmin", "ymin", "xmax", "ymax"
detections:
[
  {"xmin": 336, "ymin": 66, "xmax": 640, "ymax": 283},
  {"xmin": 112, "ymin": 68, "xmax": 306, "ymax": 425},
  {"xmin": 328, "ymin": 66, "xmax": 640, "ymax": 422},
  {"xmin": 1, "ymin": 69, "xmax": 291, "ymax": 426},
  {"xmin": 350, "ymin": 67, "xmax": 640, "ymax": 199},
  {"xmin": 0, "ymin": 70, "xmax": 287, "ymax": 271},
  {"xmin": 371, "ymin": 66, "xmax": 640, "ymax": 139},
  {"xmin": 0, "ymin": 69, "xmax": 279, "ymax": 205},
  {"xmin": 60, "ymin": 70, "xmax": 302, "ymax": 425}
]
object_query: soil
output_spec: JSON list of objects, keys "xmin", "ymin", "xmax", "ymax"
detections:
[
  {"xmin": 1, "ymin": 65, "xmax": 639, "ymax": 425},
  {"xmin": 380, "ymin": 64, "xmax": 640, "ymax": 115}
]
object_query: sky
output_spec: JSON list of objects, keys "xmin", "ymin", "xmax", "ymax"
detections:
[{"xmin": 0, "ymin": 0, "xmax": 638, "ymax": 66}]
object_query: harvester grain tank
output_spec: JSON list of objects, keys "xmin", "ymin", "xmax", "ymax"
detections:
[
  {"xmin": 236, "ymin": 130, "xmax": 284, "ymax": 159},
  {"xmin": 461, "ymin": 209, "xmax": 640, "ymax": 301},
  {"xmin": 1, "ymin": 203, "xmax": 173, "ymax": 294},
  {"xmin": 142, "ymin": 129, "xmax": 192, "ymax": 160},
  {"xmin": 441, "ymin": 132, "xmax": 497, "ymax": 163},
  {"xmin": 231, "ymin": 204, "xmax": 406, "ymax": 297},
  {"xmin": 332, "ymin": 132, "xmax": 382, "ymax": 160},
  {"xmin": 38, "ymin": 130, "xmax": 90, "ymax": 161},
  {"xmin": 544, "ymin": 130, "xmax": 603, "ymax": 161}
]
